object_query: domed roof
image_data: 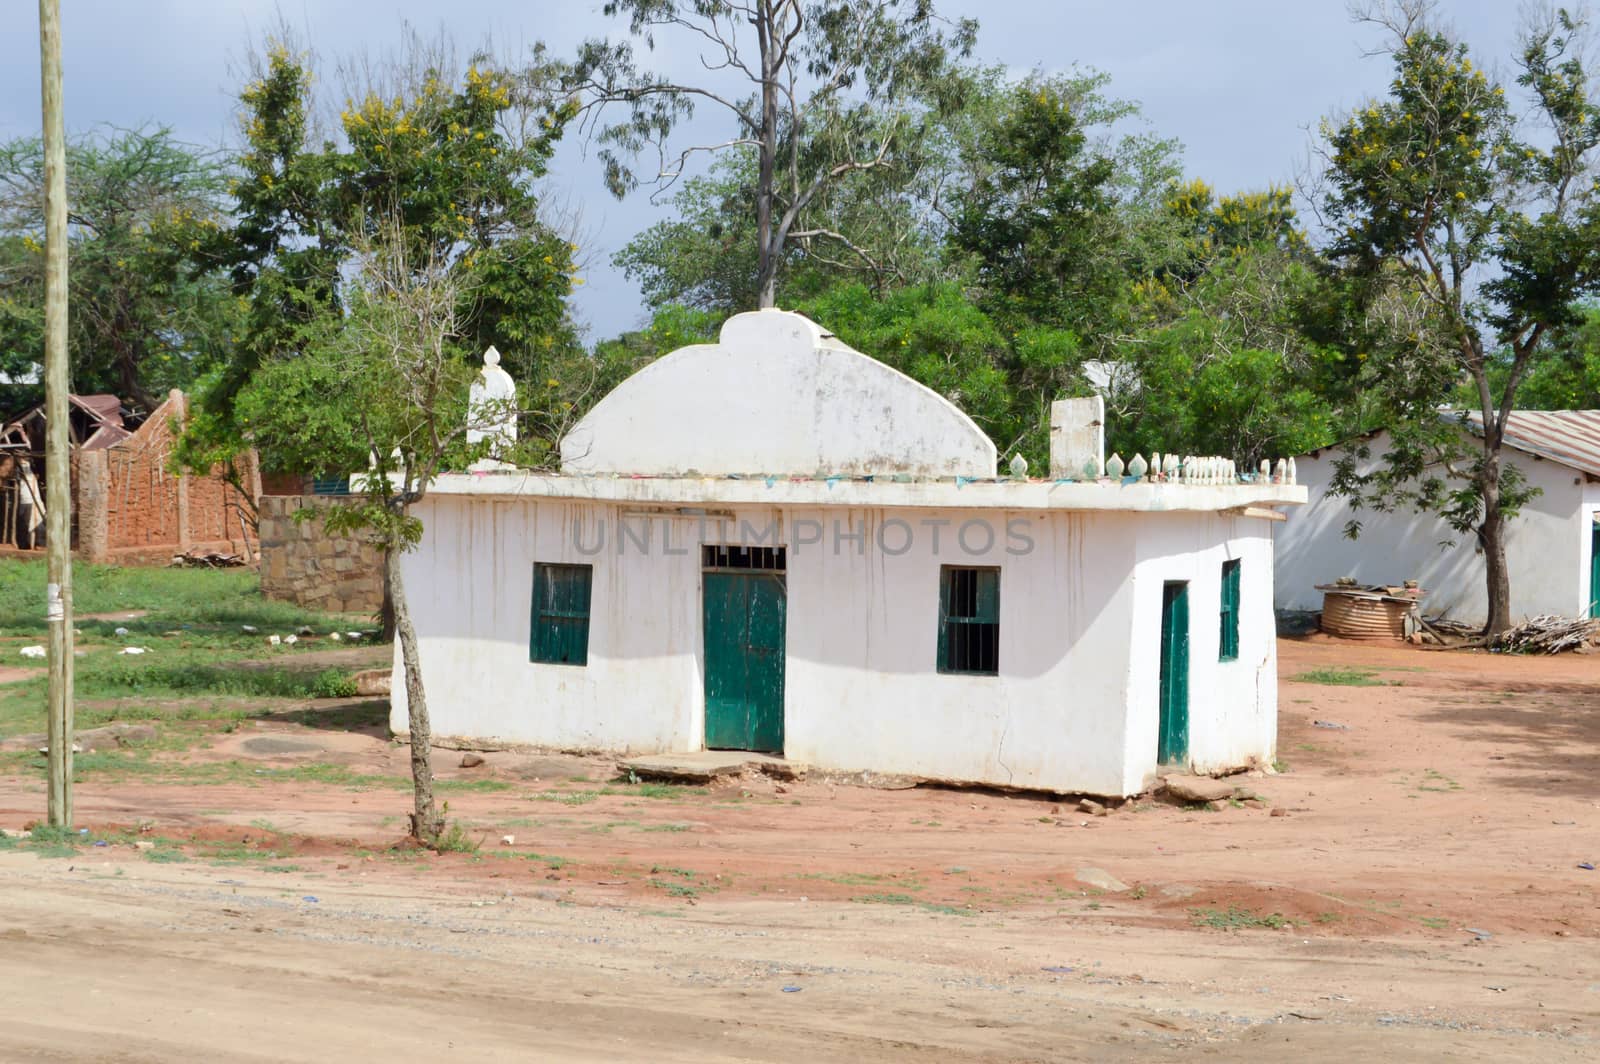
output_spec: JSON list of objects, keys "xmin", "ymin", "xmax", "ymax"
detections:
[{"xmin": 560, "ymin": 309, "xmax": 997, "ymax": 477}]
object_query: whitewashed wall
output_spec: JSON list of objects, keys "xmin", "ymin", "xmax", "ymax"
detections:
[
  {"xmin": 394, "ymin": 498, "xmax": 1280, "ymax": 795},
  {"xmin": 1123, "ymin": 515, "xmax": 1278, "ymax": 790},
  {"xmin": 1276, "ymin": 433, "xmax": 1589, "ymax": 622},
  {"xmin": 559, "ymin": 309, "xmax": 997, "ymax": 478}
]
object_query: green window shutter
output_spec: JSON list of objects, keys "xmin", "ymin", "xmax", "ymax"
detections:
[
  {"xmin": 936, "ymin": 567, "xmax": 951, "ymax": 669},
  {"xmin": 530, "ymin": 563, "xmax": 593, "ymax": 666},
  {"xmin": 1219, "ymin": 559, "xmax": 1240, "ymax": 662},
  {"xmin": 938, "ymin": 566, "xmax": 1000, "ymax": 675}
]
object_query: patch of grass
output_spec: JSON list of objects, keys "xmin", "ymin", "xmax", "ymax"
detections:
[
  {"xmin": 855, "ymin": 892, "xmax": 919, "ymax": 906},
  {"xmin": 432, "ymin": 822, "xmax": 481, "ymax": 853},
  {"xmin": 310, "ymin": 670, "xmax": 358, "ymax": 699},
  {"xmin": 646, "ymin": 878, "xmax": 700, "ymax": 898},
  {"xmin": 1291, "ymin": 667, "xmax": 1385, "ymax": 687},
  {"xmin": 1415, "ymin": 768, "xmax": 1462, "ymax": 793},
  {"xmin": 518, "ymin": 852, "xmax": 572, "ymax": 869},
  {"xmin": 1315, "ymin": 911, "xmax": 1344, "ymax": 924},
  {"xmin": 637, "ymin": 823, "xmax": 692, "ymax": 833},
  {"xmin": 1190, "ymin": 906, "xmax": 1293, "ymax": 930},
  {"xmin": 1418, "ymin": 916, "xmax": 1450, "ymax": 929},
  {"xmin": 530, "ymin": 790, "xmax": 601, "ymax": 805},
  {"xmin": 143, "ymin": 848, "xmax": 190, "ymax": 863}
]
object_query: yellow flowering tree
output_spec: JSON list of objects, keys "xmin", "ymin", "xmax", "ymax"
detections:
[{"xmin": 1318, "ymin": 3, "xmax": 1600, "ymax": 634}]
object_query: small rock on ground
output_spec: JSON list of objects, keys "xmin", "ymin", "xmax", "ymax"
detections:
[{"xmin": 1075, "ymin": 867, "xmax": 1130, "ymax": 892}]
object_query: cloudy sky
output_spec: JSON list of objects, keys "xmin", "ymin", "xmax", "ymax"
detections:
[{"xmin": 0, "ymin": 1, "xmax": 1525, "ymax": 340}]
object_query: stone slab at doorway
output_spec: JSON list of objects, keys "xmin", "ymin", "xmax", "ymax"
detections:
[{"xmin": 620, "ymin": 751, "xmax": 806, "ymax": 784}]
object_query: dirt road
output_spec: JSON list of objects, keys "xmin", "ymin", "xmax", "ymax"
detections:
[{"xmin": 1, "ymin": 637, "xmax": 1597, "ymax": 1061}]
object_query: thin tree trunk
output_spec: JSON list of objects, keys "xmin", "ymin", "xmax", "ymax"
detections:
[
  {"xmin": 1479, "ymin": 463, "xmax": 1512, "ymax": 637},
  {"xmin": 754, "ymin": 2, "xmax": 779, "ymax": 308},
  {"xmin": 386, "ymin": 543, "xmax": 441, "ymax": 842}
]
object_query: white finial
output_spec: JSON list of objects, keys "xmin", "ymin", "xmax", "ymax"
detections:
[
  {"xmin": 1288, "ymin": 457, "xmax": 1297, "ymax": 484},
  {"xmin": 1009, "ymin": 453, "xmax": 1029, "ymax": 478},
  {"xmin": 468, "ymin": 345, "xmax": 518, "ymax": 468}
]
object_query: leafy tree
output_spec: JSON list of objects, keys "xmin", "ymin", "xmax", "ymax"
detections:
[
  {"xmin": 0, "ymin": 127, "xmax": 236, "ymax": 408},
  {"xmin": 185, "ymin": 37, "xmax": 584, "ymax": 499},
  {"xmin": 212, "ymin": 38, "xmax": 579, "ymax": 414},
  {"xmin": 1104, "ymin": 182, "xmax": 1334, "ymax": 464},
  {"xmin": 236, "ymin": 232, "xmax": 566, "ymax": 844},
  {"xmin": 949, "ymin": 72, "xmax": 1183, "ymax": 347},
  {"xmin": 1317, "ymin": 2, "xmax": 1600, "ymax": 633},
  {"xmin": 565, "ymin": 0, "xmax": 975, "ymax": 308},
  {"xmin": 1484, "ymin": 302, "xmax": 1600, "ymax": 408}
]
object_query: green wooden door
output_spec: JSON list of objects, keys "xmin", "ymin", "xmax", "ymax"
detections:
[
  {"xmin": 1590, "ymin": 524, "xmax": 1600, "ymax": 619},
  {"xmin": 1158, "ymin": 581, "xmax": 1190, "ymax": 765},
  {"xmin": 703, "ymin": 572, "xmax": 786, "ymax": 752}
]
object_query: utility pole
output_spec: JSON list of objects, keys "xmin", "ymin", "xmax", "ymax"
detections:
[{"xmin": 39, "ymin": 0, "xmax": 74, "ymax": 828}]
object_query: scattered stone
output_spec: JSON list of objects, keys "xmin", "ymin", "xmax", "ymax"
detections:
[
  {"xmin": 268, "ymin": 635, "xmax": 281, "ymax": 646},
  {"xmin": 1163, "ymin": 775, "xmax": 1235, "ymax": 803},
  {"xmin": 1075, "ymin": 867, "xmax": 1130, "ymax": 892},
  {"xmin": 1312, "ymin": 720, "xmax": 1349, "ymax": 731},
  {"xmin": 113, "ymin": 627, "xmax": 129, "ymax": 637},
  {"xmin": 459, "ymin": 752, "xmax": 486, "ymax": 769},
  {"xmin": 241, "ymin": 625, "xmax": 258, "ymax": 634},
  {"xmin": 284, "ymin": 634, "xmax": 299, "ymax": 645},
  {"xmin": 0, "ymin": 828, "xmax": 30, "ymax": 840},
  {"xmin": 1271, "ymin": 807, "xmax": 1289, "ymax": 818},
  {"xmin": 117, "ymin": 646, "xmax": 148, "ymax": 655},
  {"xmin": 1206, "ymin": 799, "xmax": 1227, "ymax": 812},
  {"xmin": 353, "ymin": 669, "xmax": 392, "ymax": 697},
  {"xmin": 133, "ymin": 840, "xmax": 154, "ymax": 852},
  {"xmin": 1288, "ymin": 1010, "xmax": 1325, "ymax": 1021},
  {"xmin": 500, "ymin": 834, "xmax": 515, "ymax": 846},
  {"xmin": 297, "ymin": 626, "xmax": 314, "ymax": 637},
  {"xmin": 18, "ymin": 646, "xmax": 45, "ymax": 659},
  {"xmin": 1078, "ymin": 798, "xmax": 1107, "ymax": 816},
  {"xmin": 76, "ymin": 724, "xmax": 158, "ymax": 752}
]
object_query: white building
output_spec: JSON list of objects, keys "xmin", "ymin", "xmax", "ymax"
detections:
[
  {"xmin": 393, "ymin": 310, "xmax": 1306, "ymax": 797},
  {"xmin": 1277, "ymin": 413, "xmax": 1600, "ymax": 625}
]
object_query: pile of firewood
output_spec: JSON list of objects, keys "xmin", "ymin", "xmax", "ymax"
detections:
[
  {"xmin": 1490, "ymin": 614, "xmax": 1600, "ymax": 654},
  {"xmin": 1421, "ymin": 614, "xmax": 1600, "ymax": 654},
  {"xmin": 168, "ymin": 549, "xmax": 247, "ymax": 569}
]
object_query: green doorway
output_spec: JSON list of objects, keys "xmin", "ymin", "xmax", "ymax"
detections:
[
  {"xmin": 1158, "ymin": 581, "xmax": 1190, "ymax": 765},
  {"xmin": 702, "ymin": 546, "xmax": 786, "ymax": 753},
  {"xmin": 1590, "ymin": 523, "xmax": 1599, "ymax": 619}
]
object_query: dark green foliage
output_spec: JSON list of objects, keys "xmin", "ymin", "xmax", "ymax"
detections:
[{"xmin": 0, "ymin": 127, "xmax": 238, "ymax": 408}]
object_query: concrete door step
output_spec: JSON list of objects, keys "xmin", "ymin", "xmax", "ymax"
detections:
[{"xmin": 620, "ymin": 751, "xmax": 806, "ymax": 784}]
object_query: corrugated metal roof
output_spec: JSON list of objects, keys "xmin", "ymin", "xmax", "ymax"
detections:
[{"xmin": 1461, "ymin": 410, "xmax": 1600, "ymax": 477}]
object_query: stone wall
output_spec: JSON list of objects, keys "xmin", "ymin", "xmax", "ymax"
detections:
[{"xmin": 258, "ymin": 495, "xmax": 385, "ymax": 616}]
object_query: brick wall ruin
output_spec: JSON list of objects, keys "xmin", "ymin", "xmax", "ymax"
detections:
[
  {"xmin": 258, "ymin": 495, "xmax": 385, "ymax": 616},
  {"xmin": 2, "ymin": 389, "xmax": 258, "ymax": 565}
]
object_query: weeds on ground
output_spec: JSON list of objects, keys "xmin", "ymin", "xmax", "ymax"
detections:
[
  {"xmin": 1291, "ymin": 667, "xmax": 1386, "ymax": 687},
  {"xmin": 432, "ymin": 822, "xmax": 481, "ymax": 853},
  {"xmin": 1190, "ymin": 906, "xmax": 1293, "ymax": 930}
]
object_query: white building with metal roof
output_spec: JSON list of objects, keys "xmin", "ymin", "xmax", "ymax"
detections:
[
  {"xmin": 1277, "ymin": 412, "xmax": 1600, "ymax": 625},
  {"xmin": 394, "ymin": 309, "xmax": 1306, "ymax": 796}
]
